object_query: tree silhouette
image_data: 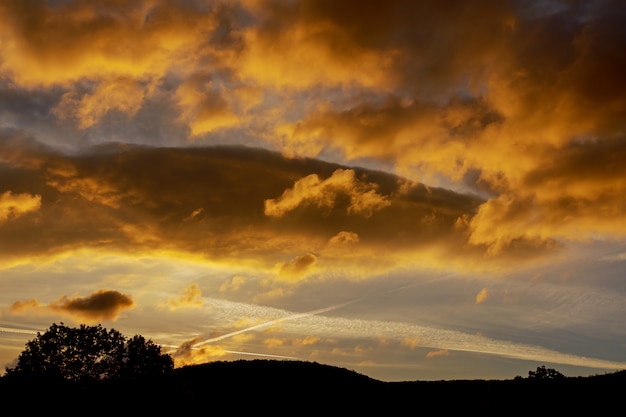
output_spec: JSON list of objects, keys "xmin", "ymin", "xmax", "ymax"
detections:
[
  {"xmin": 4, "ymin": 322, "xmax": 173, "ymax": 382},
  {"xmin": 527, "ymin": 365, "xmax": 565, "ymax": 380}
]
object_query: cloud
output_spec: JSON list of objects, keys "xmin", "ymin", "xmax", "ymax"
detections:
[
  {"xmin": 0, "ymin": 138, "xmax": 514, "ymax": 276},
  {"xmin": 171, "ymin": 337, "xmax": 228, "ymax": 367},
  {"xmin": 175, "ymin": 74, "xmax": 241, "ymax": 136},
  {"xmin": 1, "ymin": 0, "xmax": 623, "ymax": 255},
  {"xmin": 165, "ymin": 284, "xmax": 204, "ymax": 310},
  {"xmin": 0, "ymin": 191, "xmax": 41, "ymax": 223},
  {"xmin": 293, "ymin": 336, "xmax": 321, "ymax": 346},
  {"xmin": 52, "ymin": 77, "xmax": 147, "ymax": 129},
  {"xmin": 264, "ymin": 169, "xmax": 390, "ymax": 218},
  {"xmin": 402, "ymin": 337, "xmax": 420, "ymax": 350},
  {"xmin": 0, "ymin": 0, "xmax": 247, "ymax": 137},
  {"xmin": 220, "ymin": 275, "xmax": 246, "ymax": 292},
  {"xmin": 328, "ymin": 231, "xmax": 359, "ymax": 246},
  {"xmin": 475, "ymin": 288, "xmax": 489, "ymax": 305},
  {"xmin": 277, "ymin": 253, "xmax": 317, "ymax": 283},
  {"xmin": 426, "ymin": 349, "xmax": 450, "ymax": 358},
  {"xmin": 0, "ymin": 0, "xmax": 209, "ymax": 87},
  {"xmin": 10, "ymin": 289, "xmax": 134, "ymax": 323},
  {"xmin": 49, "ymin": 290, "xmax": 134, "ymax": 322},
  {"xmin": 262, "ymin": 337, "xmax": 284, "ymax": 348},
  {"xmin": 9, "ymin": 299, "xmax": 43, "ymax": 314}
]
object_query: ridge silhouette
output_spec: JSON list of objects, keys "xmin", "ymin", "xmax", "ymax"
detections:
[{"xmin": 2, "ymin": 359, "xmax": 623, "ymax": 415}]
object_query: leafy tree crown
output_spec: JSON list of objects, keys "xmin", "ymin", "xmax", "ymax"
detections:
[{"xmin": 5, "ymin": 322, "xmax": 173, "ymax": 382}]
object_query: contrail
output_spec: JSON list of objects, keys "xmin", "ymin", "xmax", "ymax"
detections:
[
  {"xmin": 0, "ymin": 326, "xmax": 40, "ymax": 335},
  {"xmin": 193, "ymin": 299, "xmax": 357, "ymax": 348},
  {"xmin": 223, "ymin": 350, "xmax": 298, "ymax": 360},
  {"xmin": 186, "ymin": 285, "xmax": 626, "ymax": 372}
]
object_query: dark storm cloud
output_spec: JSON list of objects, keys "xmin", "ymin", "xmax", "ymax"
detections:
[{"xmin": 0, "ymin": 134, "xmax": 506, "ymax": 274}]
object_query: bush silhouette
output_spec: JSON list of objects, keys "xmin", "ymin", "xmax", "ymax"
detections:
[{"xmin": 4, "ymin": 322, "xmax": 173, "ymax": 382}]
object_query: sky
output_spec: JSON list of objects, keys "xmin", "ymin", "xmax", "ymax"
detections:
[{"xmin": 0, "ymin": 0, "xmax": 625, "ymax": 382}]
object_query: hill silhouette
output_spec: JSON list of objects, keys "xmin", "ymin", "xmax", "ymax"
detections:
[{"xmin": 2, "ymin": 359, "xmax": 624, "ymax": 415}]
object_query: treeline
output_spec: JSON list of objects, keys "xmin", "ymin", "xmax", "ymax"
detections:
[{"xmin": 1, "ymin": 323, "xmax": 623, "ymax": 415}]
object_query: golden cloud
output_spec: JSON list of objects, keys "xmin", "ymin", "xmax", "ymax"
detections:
[
  {"xmin": 52, "ymin": 77, "xmax": 147, "ymax": 129},
  {"xmin": 235, "ymin": 17, "xmax": 395, "ymax": 90},
  {"xmin": 171, "ymin": 337, "xmax": 227, "ymax": 367},
  {"xmin": 264, "ymin": 169, "xmax": 390, "ymax": 218},
  {"xmin": 276, "ymin": 253, "xmax": 317, "ymax": 283},
  {"xmin": 220, "ymin": 275, "xmax": 246, "ymax": 292},
  {"xmin": 165, "ymin": 284, "xmax": 204, "ymax": 310},
  {"xmin": 262, "ymin": 337, "xmax": 284, "ymax": 348},
  {"xmin": 293, "ymin": 336, "xmax": 321, "ymax": 347},
  {"xmin": 175, "ymin": 74, "xmax": 241, "ymax": 136},
  {"xmin": 328, "ymin": 231, "xmax": 359, "ymax": 246},
  {"xmin": 0, "ymin": 191, "xmax": 41, "ymax": 223},
  {"xmin": 0, "ymin": 0, "xmax": 208, "ymax": 87}
]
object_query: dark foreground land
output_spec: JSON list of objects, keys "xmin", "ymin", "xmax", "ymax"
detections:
[{"xmin": 2, "ymin": 360, "xmax": 624, "ymax": 415}]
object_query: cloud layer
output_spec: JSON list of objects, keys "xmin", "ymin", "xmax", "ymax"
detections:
[
  {"xmin": 0, "ymin": 138, "xmax": 491, "ymax": 280},
  {"xmin": 0, "ymin": 0, "xmax": 624, "ymax": 258}
]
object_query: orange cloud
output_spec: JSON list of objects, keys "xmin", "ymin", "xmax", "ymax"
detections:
[
  {"xmin": 402, "ymin": 337, "xmax": 420, "ymax": 350},
  {"xmin": 9, "ymin": 299, "xmax": 43, "ymax": 314},
  {"xmin": 426, "ymin": 349, "xmax": 450, "ymax": 358},
  {"xmin": 475, "ymin": 288, "xmax": 489, "ymax": 305}
]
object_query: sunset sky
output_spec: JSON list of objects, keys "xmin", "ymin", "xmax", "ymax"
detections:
[{"xmin": 1, "ymin": 0, "xmax": 625, "ymax": 382}]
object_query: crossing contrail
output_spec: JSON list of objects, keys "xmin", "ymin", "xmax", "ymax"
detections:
[
  {"xmin": 193, "ymin": 299, "xmax": 358, "ymax": 348},
  {"xmin": 187, "ymin": 294, "xmax": 626, "ymax": 372}
]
